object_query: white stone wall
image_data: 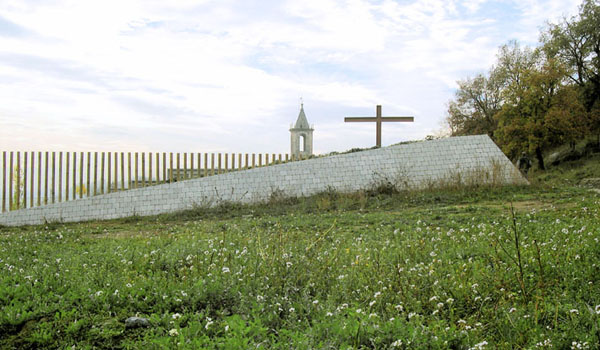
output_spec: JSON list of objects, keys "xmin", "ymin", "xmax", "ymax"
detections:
[{"xmin": 0, "ymin": 135, "xmax": 526, "ymax": 226}]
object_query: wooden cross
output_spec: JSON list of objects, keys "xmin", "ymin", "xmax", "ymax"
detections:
[{"xmin": 345, "ymin": 105, "xmax": 414, "ymax": 147}]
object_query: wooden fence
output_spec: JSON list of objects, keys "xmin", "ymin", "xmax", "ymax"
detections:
[{"xmin": 1, "ymin": 151, "xmax": 304, "ymax": 212}]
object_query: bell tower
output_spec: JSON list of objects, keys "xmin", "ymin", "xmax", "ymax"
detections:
[{"xmin": 290, "ymin": 102, "xmax": 314, "ymax": 158}]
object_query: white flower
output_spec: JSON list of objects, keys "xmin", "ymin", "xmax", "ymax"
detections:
[
  {"xmin": 570, "ymin": 309, "xmax": 579, "ymax": 314},
  {"xmin": 509, "ymin": 307, "xmax": 517, "ymax": 313},
  {"xmin": 391, "ymin": 339, "xmax": 403, "ymax": 347},
  {"xmin": 369, "ymin": 300, "xmax": 376, "ymax": 307},
  {"xmin": 312, "ymin": 300, "xmax": 319, "ymax": 305},
  {"xmin": 256, "ymin": 295, "xmax": 264, "ymax": 302},
  {"xmin": 172, "ymin": 313, "xmax": 181, "ymax": 319},
  {"xmin": 437, "ymin": 303, "xmax": 444, "ymax": 309},
  {"xmin": 168, "ymin": 328, "xmax": 179, "ymax": 336},
  {"xmin": 289, "ymin": 307, "xmax": 295, "ymax": 313},
  {"xmin": 205, "ymin": 317, "xmax": 213, "ymax": 330},
  {"xmin": 286, "ymin": 261, "xmax": 293, "ymax": 268},
  {"xmin": 374, "ymin": 292, "xmax": 381, "ymax": 298},
  {"xmin": 326, "ymin": 312, "xmax": 333, "ymax": 316},
  {"xmin": 469, "ymin": 340, "xmax": 488, "ymax": 350},
  {"xmin": 95, "ymin": 291, "xmax": 103, "ymax": 297},
  {"xmin": 595, "ymin": 305, "xmax": 600, "ymax": 314},
  {"xmin": 222, "ymin": 267, "xmax": 230, "ymax": 273}
]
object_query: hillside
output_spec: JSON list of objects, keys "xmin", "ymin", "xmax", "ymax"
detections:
[{"xmin": 0, "ymin": 155, "xmax": 599, "ymax": 349}]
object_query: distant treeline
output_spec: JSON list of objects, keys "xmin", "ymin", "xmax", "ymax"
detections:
[{"xmin": 446, "ymin": 0, "xmax": 600, "ymax": 169}]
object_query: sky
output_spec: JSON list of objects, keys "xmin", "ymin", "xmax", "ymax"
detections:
[{"xmin": 0, "ymin": 0, "xmax": 582, "ymax": 154}]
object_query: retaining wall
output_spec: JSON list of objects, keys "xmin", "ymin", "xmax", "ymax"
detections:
[{"xmin": 0, "ymin": 135, "xmax": 527, "ymax": 226}]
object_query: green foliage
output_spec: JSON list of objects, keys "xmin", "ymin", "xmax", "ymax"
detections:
[{"xmin": 1, "ymin": 169, "xmax": 599, "ymax": 348}]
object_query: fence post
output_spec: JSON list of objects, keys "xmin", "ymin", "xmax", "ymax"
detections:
[
  {"xmin": 44, "ymin": 152, "xmax": 48, "ymax": 205},
  {"xmin": 224, "ymin": 153, "xmax": 228, "ymax": 173},
  {"xmin": 38, "ymin": 152, "xmax": 41, "ymax": 206},
  {"xmin": 190, "ymin": 153, "xmax": 194, "ymax": 178},
  {"xmin": 15, "ymin": 152, "xmax": 20, "ymax": 209},
  {"xmin": 218, "ymin": 153, "xmax": 222, "ymax": 174},
  {"xmin": 211, "ymin": 153, "xmax": 215, "ymax": 176},
  {"xmin": 162, "ymin": 153, "xmax": 166, "ymax": 184},
  {"xmin": 127, "ymin": 153, "xmax": 132, "ymax": 189},
  {"xmin": 72, "ymin": 153, "xmax": 76, "ymax": 200},
  {"xmin": 176, "ymin": 153, "xmax": 180, "ymax": 180},
  {"xmin": 204, "ymin": 153, "xmax": 208, "ymax": 177},
  {"xmin": 94, "ymin": 152, "xmax": 98, "ymax": 196},
  {"xmin": 51, "ymin": 152, "xmax": 55, "ymax": 204}
]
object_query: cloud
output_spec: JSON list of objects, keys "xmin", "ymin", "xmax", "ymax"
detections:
[
  {"xmin": 0, "ymin": 15, "xmax": 33, "ymax": 37},
  {"xmin": 0, "ymin": 0, "xmax": 585, "ymax": 153}
]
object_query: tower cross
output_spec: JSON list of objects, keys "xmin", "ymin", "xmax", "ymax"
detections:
[{"xmin": 344, "ymin": 105, "xmax": 414, "ymax": 147}]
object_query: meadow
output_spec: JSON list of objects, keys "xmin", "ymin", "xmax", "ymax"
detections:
[{"xmin": 1, "ymin": 159, "xmax": 599, "ymax": 349}]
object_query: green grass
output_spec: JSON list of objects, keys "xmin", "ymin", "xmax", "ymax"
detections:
[{"xmin": 1, "ymin": 161, "xmax": 600, "ymax": 349}]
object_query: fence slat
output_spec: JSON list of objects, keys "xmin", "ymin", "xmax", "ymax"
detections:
[
  {"xmin": 169, "ymin": 153, "xmax": 173, "ymax": 183},
  {"xmin": 190, "ymin": 153, "xmax": 194, "ymax": 178},
  {"xmin": 224, "ymin": 153, "xmax": 228, "ymax": 173},
  {"xmin": 101, "ymin": 152, "xmax": 105, "ymax": 194},
  {"xmin": 149, "ymin": 152, "xmax": 153, "ymax": 186},
  {"xmin": 22, "ymin": 152, "xmax": 27, "ymax": 208},
  {"xmin": 107, "ymin": 152, "xmax": 111, "ymax": 193},
  {"xmin": 93, "ymin": 152, "xmax": 98, "ymax": 196},
  {"xmin": 134, "ymin": 152, "xmax": 139, "ymax": 189},
  {"xmin": 141, "ymin": 152, "xmax": 145, "ymax": 187},
  {"xmin": 198, "ymin": 153, "xmax": 202, "ymax": 177},
  {"xmin": 73, "ymin": 152, "xmax": 77, "ymax": 200},
  {"xmin": 65, "ymin": 152, "xmax": 69, "ymax": 201},
  {"xmin": 1, "ymin": 152, "xmax": 5, "ymax": 212},
  {"xmin": 16, "ymin": 152, "xmax": 20, "ymax": 209},
  {"xmin": 30, "ymin": 152, "xmax": 35, "ymax": 207},
  {"xmin": 204, "ymin": 153, "xmax": 208, "ymax": 177},
  {"xmin": 155, "ymin": 152, "xmax": 160, "ymax": 184},
  {"xmin": 38, "ymin": 153, "xmax": 41, "ymax": 206},
  {"xmin": 58, "ymin": 152, "xmax": 62, "ymax": 202},
  {"xmin": 121, "ymin": 152, "xmax": 125, "ymax": 190},
  {"xmin": 8, "ymin": 152, "xmax": 13, "ymax": 210},
  {"xmin": 85, "ymin": 152, "xmax": 89, "ymax": 198},
  {"xmin": 113, "ymin": 152, "xmax": 118, "ymax": 192},
  {"xmin": 44, "ymin": 152, "xmax": 48, "ymax": 205},
  {"xmin": 162, "ymin": 153, "xmax": 166, "ymax": 184},
  {"xmin": 176, "ymin": 153, "xmax": 180, "ymax": 180},
  {"xmin": 51, "ymin": 152, "xmax": 55, "ymax": 204},
  {"xmin": 128, "ymin": 153, "xmax": 132, "ymax": 189}
]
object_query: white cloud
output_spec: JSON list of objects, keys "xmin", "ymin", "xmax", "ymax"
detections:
[{"xmin": 0, "ymin": 0, "xmax": 584, "ymax": 153}]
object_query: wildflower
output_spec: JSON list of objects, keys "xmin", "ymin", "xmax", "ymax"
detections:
[
  {"xmin": 569, "ymin": 309, "xmax": 579, "ymax": 314},
  {"xmin": 256, "ymin": 295, "xmax": 264, "ymax": 302},
  {"xmin": 312, "ymin": 300, "xmax": 319, "ymax": 305},
  {"xmin": 437, "ymin": 302, "xmax": 444, "ymax": 309},
  {"xmin": 369, "ymin": 300, "xmax": 376, "ymax": 307},
  {"xmin": 289, "ymin": 307, "xmax": 295, "ymax": 313},
  {"xmin": 446, "ymin": 298, "xmax": 454, "ymax": 303},
  {"xmin": 95, "ymin": 291, "xmax": 103, "ymax": 297},
  {"xmin": 172, "ymin": 313, "xmax": 181, "ymax": 320},
  {"xmin": 168, "ymin": 328, "xmax": 179, "ymax": 336},
  {"xmin": 429, "ymin": 296, "xmax": 438, "ymax": 302},
  {"xmin": 205, "ymin": 317, "xmax": 214, "ymax": 330},
  {"xmin": 395, "ymin": 304, "xmax": 403, "ymax": 311},
  {"xmin": 222, "ymin": 267, "xmax": 230, "ymax": 273},
  {"xmin": 286, "ymin": 261, "xmax": 293, "ymax": 268},
  {"xmin": 595, "ymin": 305, "xmax": 600, "ymax": 314},
  {"xmin": 326, "ymin": 312, "xmax": 333, "ymax": 317},
  {"xmin": 469, "ymin": 340, "xmax": 488, "ymax": 350},
  {"xmin": 126, "ymin": 283, "xmax": 132, "ymax": 288},
  {"xmin": 374, "ymin": 292, "xmax": 381, "ymax": 298},
  {"xmin": 509, "ymin": 307, "xmax": 516, "ymax": 313},
  {"xmin": 391, "ymin": 339, "xmax": 403, "ymax": 347},
  {"xmin": 369, "ymin": 313, "xmax": 377, "ymax": 318}
]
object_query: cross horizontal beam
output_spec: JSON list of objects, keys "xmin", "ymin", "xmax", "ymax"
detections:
[{"xmin": 344, "ymin": 117, "xmax": 414, "ymax": 122}]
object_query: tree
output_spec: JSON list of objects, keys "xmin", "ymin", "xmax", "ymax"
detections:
[
  {"xmin": 446, "ymin": 72, "xmax": 503, "ymax": 137},
  {"xmin": 542, "ymin": 0, "xmax": 600, "ymax": 140},
  {"xmin": 495, "ymin": 57, "xmax": 587, "ymax": 169}
]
